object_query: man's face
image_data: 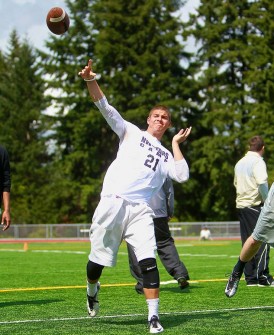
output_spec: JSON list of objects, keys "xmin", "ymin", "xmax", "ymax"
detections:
[{"xmin": 147, "ymin": 109, "xmax": 171, "ymax": 135}]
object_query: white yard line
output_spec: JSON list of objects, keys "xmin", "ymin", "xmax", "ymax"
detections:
[{"xmin": 1, "ymin": 305, "xmax": 274, "ymax": 325}]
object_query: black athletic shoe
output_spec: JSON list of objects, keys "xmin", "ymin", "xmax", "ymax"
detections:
[
  {"xmin": 177, "ymin": 277, "xmax": 190, "ymax": 290},
  {"xmin": 246, "ymin": 282, "xmax": 258, "ymax": 287},
  {"xmin": 225, "ymin": 271, "xmax": 241, "ymax": 298},
  {"xmin": 258, "ymin": 278, "xmax": 274, "ymax": 287},
  {"xmin": 135, "ymin": 282, "xmax": 144, "ymax": 294},
  {"xmin": 148, "ymin": 315, "xmax": 164, "ymax": 333},
  {"xmin": 246, "ymin": 279, "xmax": 258, "ymax": 286}
]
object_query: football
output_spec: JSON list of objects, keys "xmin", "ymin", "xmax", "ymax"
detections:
[{"xmin": 46, "ymin": 7, "xmax": 70, "ymax": 35}]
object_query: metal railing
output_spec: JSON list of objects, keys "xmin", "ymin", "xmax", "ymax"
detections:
[{"xmin": 0, "ymin": 222, "xmax": 240, "ymax": 240}]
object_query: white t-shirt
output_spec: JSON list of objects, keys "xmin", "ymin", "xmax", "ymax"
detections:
[
  {"xmin": 95, "ymin": 97, "xmax": 189, "ymax": 204},
  {"xmin": 200, "ymin": 228, "xmax": 212, "ymax": 240},
  {"xmin": 234, "ymin": 151, "xmax": 268, "ymax": 208}
]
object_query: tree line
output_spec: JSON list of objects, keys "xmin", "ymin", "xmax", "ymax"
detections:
[{"xmin": 0, "ymin": 0, "xmax": 273, "ymax": 224}]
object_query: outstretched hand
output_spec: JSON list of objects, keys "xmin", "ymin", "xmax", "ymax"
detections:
[
  {"xmin": 172, "ymin": 127, "xmax": 192, "ymax": 145},
  {"xmin": 1, "ymin": 211, "xmax": 11, "ymax": 231},
  {"xmin": 78, "ymin": 59, "xmax": 96, "ymax": 80}
]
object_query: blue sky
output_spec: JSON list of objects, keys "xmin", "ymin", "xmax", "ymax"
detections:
[
  {"xmin": 0, "ymin": 0, "xmax": 67, "ymax": 51},
  {"xmin": 0, "ymin": 0, "xmax": 200, "ymax": 52}
]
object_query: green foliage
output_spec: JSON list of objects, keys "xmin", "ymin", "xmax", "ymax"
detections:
[
  {"xmin": 1, "ymin": 0, "xmax": 274, "ymax": 223},
  {"xmin": 0, "ymin": 31, "xmax": 53, "ymax": 223},
  {"xmin": 180, "ymin": 0, "xmax": 274, "ymax": 220},
  {"xmin": 39, "ymin": 0, "xmax": 197, "ymax": 223}
]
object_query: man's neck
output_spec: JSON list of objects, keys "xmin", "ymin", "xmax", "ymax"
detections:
[{"xmin": 146, "ymin": 129, "xmax": 163, "ymax": 141}]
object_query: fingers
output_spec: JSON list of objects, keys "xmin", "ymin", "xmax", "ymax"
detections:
[
  {"xmin": 178, "ymin": 126, "xmax": 192, "ymax": 138},
  {"xmin": 1, "ymin": 220, "xmax": 10, "ymax": 231},
  {"xmin": 184, "ymin": 126, "xmax": 192, "ymax": 137},
  {"xmin": 173, "ymin": 126, "xmax": 192, "ymax": 144},
  {"xmin": 78, "ymin": 59, "xmax": 96, "ymax": 78}
]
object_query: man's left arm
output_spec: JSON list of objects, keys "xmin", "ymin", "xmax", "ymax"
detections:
[
  {"xmin": 169, "ymin": 127, "xmax": 192, "ymax": 183},
  {"xmin": 0, "ymin": 146, "xmax": 11, "ymax": 231},
  {"xmin": 1, "ymin": 191, "xmax": 11, "ymax": 231}
]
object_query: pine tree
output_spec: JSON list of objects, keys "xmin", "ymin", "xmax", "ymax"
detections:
[
  {"xmin": 40, "ymin": 0, "xmax": 198, "ymax": 222},
  {"xmin": 182, "ymin": 0, "xmax": 274, "ymax": 220},
  {"xmin": 0, "ymin": 31, "xmax": 52, "ymax": 223}
]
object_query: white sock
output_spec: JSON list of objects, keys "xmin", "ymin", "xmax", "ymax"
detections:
[
  {"xmin": 87, "ymin": 281, "xmax": 98, "ymax": 297},
  {"xmin": 146, "ymin": 298, "xmax": 159, "ymax": 321}
]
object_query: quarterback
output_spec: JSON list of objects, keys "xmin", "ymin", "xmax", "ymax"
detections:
[{"xmin": 78, "ymin": 59, "xmax": 191, "ymax": 333}]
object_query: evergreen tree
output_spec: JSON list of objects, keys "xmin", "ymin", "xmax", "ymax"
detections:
[
  {"xmin": 182, "ymin": 0, "xmax": 274, "ymax": 220},
  {"xmin": 41, "ymin": 0, "xmax": 198, "ymax": 222},
  {"xmin": 0, "ymin": 31, "xmax": 52, "ymax": 223}
]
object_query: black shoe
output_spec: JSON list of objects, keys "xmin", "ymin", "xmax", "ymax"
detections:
[
  {"xmin": 258, "ymin": 278, "xmax": 274, "ymax": 287},
  {"xmin": 177, "ymin": 277, "xmax": 190, "ymax": 290},
  {"xmin": 135, "ymin": 282, "xmax": 144, "ymax": 294},
  {"xmin": 225, "ymin": 271, "xmax": 241, "ymax": 298},
  {"xmin": 246, "ymin": 282, "xmax": 258, "ymax": 287}
]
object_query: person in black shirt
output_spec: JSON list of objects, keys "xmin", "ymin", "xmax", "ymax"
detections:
[{"xmin": 0, "ymin": 145, "xmax": 11, "ymax": 231}]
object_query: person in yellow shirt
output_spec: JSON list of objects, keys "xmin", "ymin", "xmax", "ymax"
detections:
[{"xmin": 233, "ymin": 135, "xmax": 272, "ymax": 287}]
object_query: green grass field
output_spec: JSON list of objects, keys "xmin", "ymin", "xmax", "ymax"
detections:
[{"xmin": 1, "ymin": 239, "xmax": 274, "ymax": 334}]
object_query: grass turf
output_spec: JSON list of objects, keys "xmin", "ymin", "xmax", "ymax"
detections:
[{"xmin": 1, "ymin": 240, "xmax": 274, "ymax": 334}]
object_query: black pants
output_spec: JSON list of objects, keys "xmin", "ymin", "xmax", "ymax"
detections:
[
  {"xmin": 127, "ymin": 217, "xmax": 189, "ymax": 285},
  {"xmin": 238, "ymin": 206, "xmax": 272, "ymax": 284}
]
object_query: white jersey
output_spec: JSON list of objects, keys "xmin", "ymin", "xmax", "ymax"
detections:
[{"xmin": 94, "ymin": 97, "xmax": 189, "ymax": 204}]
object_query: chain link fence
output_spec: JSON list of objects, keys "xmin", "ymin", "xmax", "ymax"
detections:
[{"xmin": 0, "ymin": 222, "xmax": 240, "ymax": 240}]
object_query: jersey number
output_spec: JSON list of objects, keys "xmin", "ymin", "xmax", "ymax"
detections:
[{"xmin": 144, "ymin": 154, "xmax": 159, "ymax": 172}]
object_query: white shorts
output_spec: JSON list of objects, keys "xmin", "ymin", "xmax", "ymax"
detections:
[{"xmin": 89, "ymin": 195, "xmax": 156, "ymax": 267}]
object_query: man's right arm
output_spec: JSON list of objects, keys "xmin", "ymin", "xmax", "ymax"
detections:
[
  {"xmin": 78, "ymin": 59, "xmax": 104, "ymax": 101},
  {"xmin": 78, "ymin": 59, "xmax": 126, "ymax": 139}
]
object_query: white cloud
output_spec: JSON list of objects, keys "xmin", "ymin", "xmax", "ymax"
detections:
[{"xmin": 13, "ymin": 0, "xmax": 36, "ymax": 4}]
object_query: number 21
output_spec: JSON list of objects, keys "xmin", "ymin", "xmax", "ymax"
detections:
[{"xmin": 144, "ymin": 154, "xmax": 159, "ymax": 171}]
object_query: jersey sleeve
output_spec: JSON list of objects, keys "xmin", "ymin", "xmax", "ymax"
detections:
[
  {"xmin": 94, "ymin": 96, "xmax": 126, "ymax": 139},
  {"xmin": 168, "ymin": 159, "xmax": 189, "ymax": 183},
  {"xmin": 253, "ymin": 159, "xmax": 268, "ymax": 185}
]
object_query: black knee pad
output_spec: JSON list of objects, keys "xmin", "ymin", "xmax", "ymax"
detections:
[
  {"xmin": 86, "ymin": 260, "xmax": 104, "ymax": 281},
  {"xmin": 139, "ymin": 258, "xmax": 159, "ymax": 289}
]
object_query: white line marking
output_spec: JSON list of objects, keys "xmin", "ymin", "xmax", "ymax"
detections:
[{"xmin": 1, "ymin": 306, "xmax": 274, "ymax": 325}]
